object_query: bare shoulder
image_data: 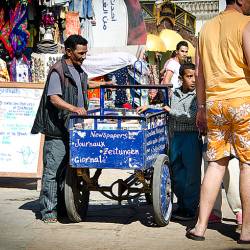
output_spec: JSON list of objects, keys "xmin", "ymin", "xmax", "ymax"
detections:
[
  {"xmin": 243, "ymin": 21, "xmax": 250, "ymax": 67},
  {"xmin": 243, "ymin": 21, "xmax": 250, "ymax": 34}
]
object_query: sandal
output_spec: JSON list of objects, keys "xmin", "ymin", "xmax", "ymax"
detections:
[
  {"xmin": 237, "ymin": 239, "xmax": 250, "ymax": 244},
  {"xmin": 42, "ymin": 218, "xmax": 58, "ymax": 223},
  {"xmin": 186, "ymin": 228, "xmax": 205, "ymax": 241}
]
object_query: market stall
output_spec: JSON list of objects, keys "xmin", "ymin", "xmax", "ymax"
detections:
[{"xmin": 0, "ymin": 0, "xmax": 148, "ymax": 188}]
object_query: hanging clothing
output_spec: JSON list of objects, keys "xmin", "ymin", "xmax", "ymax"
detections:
[
  {"xmin": 69, "ymin": 0, "xmax": 93, "ymax": 19},
  {"xmin": 80, "ymin": 18, "xmax": 93, "ymax": 48},
  {"xmin": 0, "ymin": 58, "xmax": 10, "ymax": 81},
  {"xmin": 0, "ymin": 8, "xmax": 13, "ymax": 58},
  {"xmin": 9, "ymin": 54, "xmax": 32, "ymax": 82},
  {"xmin": 65, "ymin": 11, "xmax": 81, "ymax": 37},
  {"xmin": 9, "ymin": 2, "xmax": 30, "ymax": 55}
]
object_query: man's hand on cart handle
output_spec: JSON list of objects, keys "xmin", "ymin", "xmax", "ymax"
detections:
[{"xmin": 71, "ymin": 106, "xmax": 87, "ymax": 115}]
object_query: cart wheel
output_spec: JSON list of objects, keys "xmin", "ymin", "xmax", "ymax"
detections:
[
  {"xmin": 152, "ymin": 154, "xmax": 172, "ymax": 226},
  {"xmin": 64, "ymin": 166, "xmax": 89, "ymax": 223}
]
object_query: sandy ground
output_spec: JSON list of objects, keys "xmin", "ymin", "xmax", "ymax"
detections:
[{"xmin": 0, "ymin": 167, "xmax": 249, "ymax": 250}]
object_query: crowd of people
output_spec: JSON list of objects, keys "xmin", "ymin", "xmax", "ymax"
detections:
[{"xmin": 31, "ymin": 0, "xmax": 250, "ymax": 245}]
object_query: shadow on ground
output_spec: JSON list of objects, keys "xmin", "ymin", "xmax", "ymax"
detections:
[
  {"xmin": 19, "ymin": 196, "xmax": 240, "ymax": 244},
  {"xmin": 208, "ymin": 222, "xmax": 239, "ymax": 241},
  {"xmin": 85, "ymin": 202, "xmax": 158, "ymax": 227},
  {"xmin": 0, "ymin": 177, "xmax": 37, "ymax": 190},
  {"xmin": 19, "ymin": 199, "xmax": 41, "ymax": 220},
  {"xmin": 172, "ymin": 216, "xmax": 239, "ymax": 243},
  {"xmin": 19, "ymin": 196, "xmax": 163, "ymax": 227}
]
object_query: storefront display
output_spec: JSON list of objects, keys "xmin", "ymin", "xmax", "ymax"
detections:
[
  {"xmin": 9, "ymin": 54, "xmax": 32, "ymax": 82},
  {"xmin": 0, "ymin": 0, "xmax": 95, "ymax": 83},
  {"xmin": 0, "ymin": 58, "xmax": 10, "ymax": 81},
  {"xmin": 31, "ymin": 52, "xmax": 63, "ymax": 82}
]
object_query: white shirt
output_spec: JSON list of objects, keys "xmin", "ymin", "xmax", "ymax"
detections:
[{"xmin": 164, "ymin": 58, "xmax": 181, "ymax": 90}]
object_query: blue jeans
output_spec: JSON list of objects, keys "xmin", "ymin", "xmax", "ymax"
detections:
[
  {"xmin": 169, "ymin": 131, "xmax": 202, "ymax": 215},
  {"xmin": 40, "ymin": 137, "xmax": 68, "ymax": 220},
  {"xmin": 69, "ymin": 0, "xmax": 93, "ymax": 19}
]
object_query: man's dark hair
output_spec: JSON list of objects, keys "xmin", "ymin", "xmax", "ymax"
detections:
[
  {"xmin": 64, "ymin": 35, "xmax": 88, "ymax": 50},
  {"xmin": 149, "ymin": 90, "xmax": 164, "ymax": 105},
  {"xmin": 176, "ymin": 40, "xmax": 188, "ymax": 50},
  {"xmin": 226, "ymin": 0, "xmax": 235, "ymax": 5},
  {"xmin": 179, "ymin": 63, "xmax": 195, "ymax": 77}
]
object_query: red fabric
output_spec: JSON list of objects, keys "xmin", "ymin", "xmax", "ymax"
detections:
[
  {"xmin": 65, "ymin": 12, "xmax": 81, "ymax": 38},
  {"xmin": 122, "ymin": 103, "xmax": 132, "ymax": 109}
]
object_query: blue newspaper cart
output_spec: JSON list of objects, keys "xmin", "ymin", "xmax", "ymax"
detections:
[{"xmin": 65, "ymin": 85, "xmax": 172, "ymax": 226}]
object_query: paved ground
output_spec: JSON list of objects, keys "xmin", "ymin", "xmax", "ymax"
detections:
[{"xmin": 0, "ymin": 170, "xmax": 249, "ymax": 250}]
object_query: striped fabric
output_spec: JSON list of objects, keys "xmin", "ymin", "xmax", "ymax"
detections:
[{"xmin": 168, "ymin": 87, "xmax": 198, "ymax": 136}]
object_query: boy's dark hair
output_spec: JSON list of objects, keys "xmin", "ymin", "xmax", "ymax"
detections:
[
  {"xmin": 226, "ymin": 0, "xmax": 235, "ymax": 5},
  {"xmin": 64, "ymin": 35, "xmax": 88, "ymax": 51},
  {"xmin": 176, "ymin": 40, "xmax": 188, "ymax": 50},
  {"xmin": 179, "ymin": 63, "xmax": 195, "ymax": 77}
]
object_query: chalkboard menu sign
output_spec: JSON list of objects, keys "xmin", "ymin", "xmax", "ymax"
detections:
[{"xmin": 0, "ymin": 83, "xmax": 43, "ymax": 178}]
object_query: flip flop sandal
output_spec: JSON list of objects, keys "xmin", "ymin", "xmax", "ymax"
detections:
[
  {"xmin": 186, "ymin": 228, "xmax": 205, "ymax": 241},
  {"xmin": 237, "ymin": 239, "xmax": 250, "ymax": 244},
  {"xmin": 42, "ymin": 218, "xmax": 58, "ymax": 223}
]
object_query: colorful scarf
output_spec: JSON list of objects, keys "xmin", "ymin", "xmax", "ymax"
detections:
[
  {"xmin": 9, "ymin": 2, "xmax": 30, "ymax": 56},
  {"xmin": 0, "ymin": 8, "xmax": 13, "ymax": 58}
]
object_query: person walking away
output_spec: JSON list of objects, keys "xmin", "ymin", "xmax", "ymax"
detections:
[{"xmin": 186, "ymin": 0, "xmax": 250, "ymax": 243}]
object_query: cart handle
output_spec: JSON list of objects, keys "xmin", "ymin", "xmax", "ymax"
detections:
[
  {"xmin": 68, "ymin": 110, "xmax": 167, "ymax": 130},
  {"xmin": 70, "ymin": 110, "xmax": 166, "ymax": 120},
  {"xmin": 100, "ymin": 84, "xmax": 173, "ymax": 90},
  {"xmin": 99, "ymin": 84, "xmax": 172, "ymax": 115}
]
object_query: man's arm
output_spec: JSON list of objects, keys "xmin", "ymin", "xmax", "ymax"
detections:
[
  {"xmin": 195, "ymin": 50, "xmax": 206, "ymax": 106},
  {"xmin": 243, "ymin": 22, "xmax": 250, "ymax": 67},
  {"xmin": 195, "ymin": 47, "xmax": 207, "ymax": 133},
  {"xmin": 50, "ymin": 95, "xmax": 87, "ymax": 115},
  {"xmin": 88, "ymin": 80, "xmax": 112, "ymax": 88}
]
